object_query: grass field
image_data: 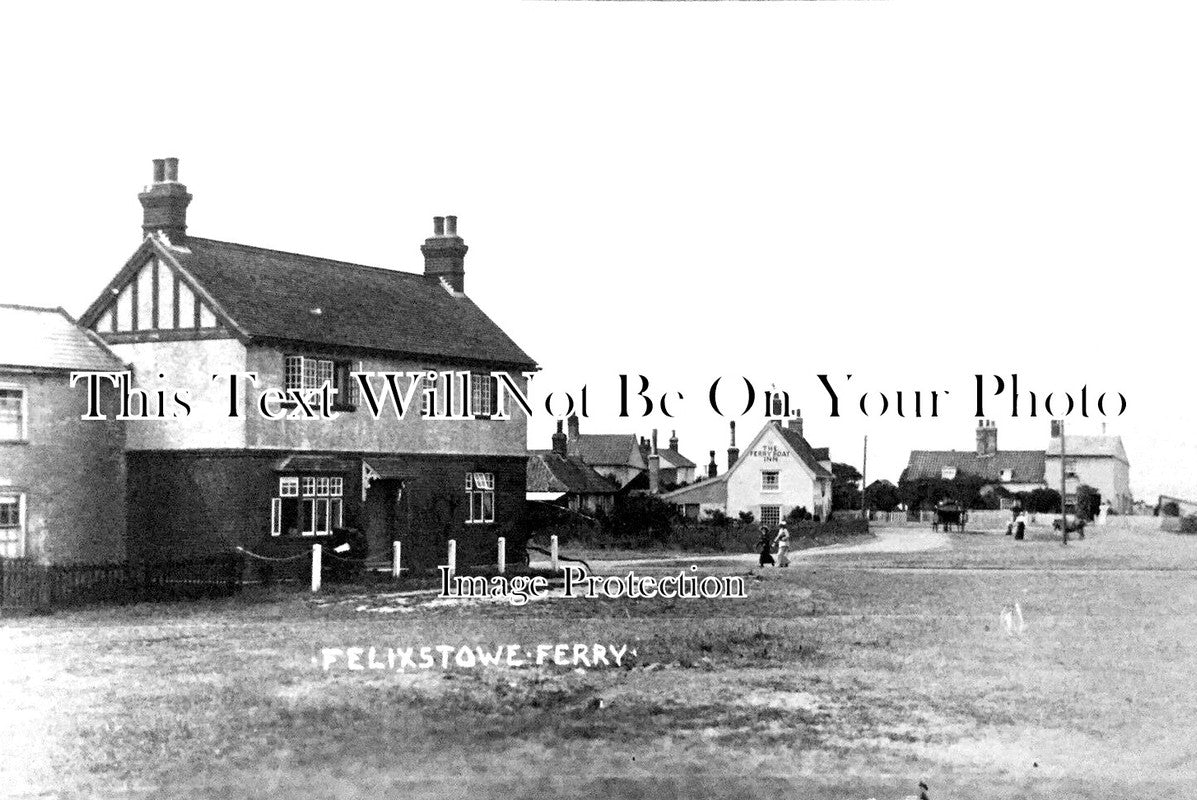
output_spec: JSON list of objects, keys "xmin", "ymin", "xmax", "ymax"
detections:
[{"xmin": 3, "ymin": 523, "xmax": 1196, "ymax": 799}]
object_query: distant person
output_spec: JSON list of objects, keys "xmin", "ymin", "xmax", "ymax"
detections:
[
  {"xmin": 757, "ymin": 527, "xmax": 775, "ymax": 568},
  {"xmin": 774, "ymin": 521, "xmax": 792, "ymax": 568},
  {"xmin": 1006, "ymin": 505, "xmax": 1021, "ymax": 536},
  {"xmin": 1014, "ymin": 510, "xmax": 1028, "ymax": 541}
]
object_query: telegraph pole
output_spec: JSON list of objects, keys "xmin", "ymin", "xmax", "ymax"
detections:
[
  {"xmin": 1058, "ymin": 419, "xmax": 1068, "ymax": 545},
  {"xmin": 861, "ymin": 435, "xmax": 868, "ymax": 522}
]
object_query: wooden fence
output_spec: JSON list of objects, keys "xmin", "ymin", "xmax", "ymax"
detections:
[{"xmin": 0, "ymin": 554, "xmax": 244, "ymax": 612}]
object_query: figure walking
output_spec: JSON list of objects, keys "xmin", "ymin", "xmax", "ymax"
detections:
[
  {"xmin": 1014, "ymin": 509, "xmax": 1027, "ymax": 541},
  {"xmin": 774, "ymin": 521, "xmax": 791, "ymax": 568},
  {"xmin": 757, "ymin": 527, "xmax": 775, "ymax": 567}
]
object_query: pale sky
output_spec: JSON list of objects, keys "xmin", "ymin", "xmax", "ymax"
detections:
[{"xmin": 3, "ymin": 1, "xmax": 1196, "ymax": 499}]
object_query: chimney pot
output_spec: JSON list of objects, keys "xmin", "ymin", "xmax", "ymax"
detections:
[
  {"xmin": 445, "ymin": 215, "xmax": 457, "ymax": 236},
  {"xmin": 139, "ymin": 157, "xmax": 191, "ymax": 241},
  {"xmin": 433, "ymin": 216, "xmax": 445, "ymax": 236}
]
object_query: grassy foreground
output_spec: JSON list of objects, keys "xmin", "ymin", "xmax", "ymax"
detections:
[{"xmin": 2, "ymin": 524, "xmax": 1195, "ymax": 799}]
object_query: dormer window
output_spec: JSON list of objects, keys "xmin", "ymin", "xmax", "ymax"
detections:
[
  {"xmin": 941, "ymin": 466, "xmax": 957, "ymax": 480},
  {"xmin": 1000, "ymin": 469, "xmax": 1013, "ymax": 482}
]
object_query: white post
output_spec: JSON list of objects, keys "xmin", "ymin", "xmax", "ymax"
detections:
[
  {"xmin": 311, "ymin": 544, "xmax": 322, "ymax": 593},
  {"xmin": 550, "ymin": 534, "xmax": 559, "ymax": 572},
  {"xmin": 497, "ymin": 537, "xmax": 506, "ymax": 574},
  {"xmin": 392, "ymin": 540, "xmax": 402, "ymax": 579},
  {"xmin": 447, "ymin": 539, "xmax": 457, "ymax": 578}
]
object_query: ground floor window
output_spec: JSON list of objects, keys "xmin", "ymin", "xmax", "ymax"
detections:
[
  {"xmin": 760, "ymin": 505, "xmax": 780, "ymax": 527},
  {"xmin": 272, "ymin": 475, "xmax": 343, "ymax": 536},
  {"xmin": 466, "ymin": 472, "xmax": 495, "ymax": 523},
  {"xmin": 0, "ymin": 494, "xmax": 24, "ymax": 557}
]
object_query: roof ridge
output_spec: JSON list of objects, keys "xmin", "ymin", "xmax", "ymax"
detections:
[
  {"xmin": 187, "ymin": 237, "xmax": 430, "ymax": 281},
  {"xmin": 0, "ymin": 302, "xmax": 66, "ymax": 313}
]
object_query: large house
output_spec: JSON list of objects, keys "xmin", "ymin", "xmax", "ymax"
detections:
[
  {"xmin": 76, "ymin": 158, "xmax": 537, "ymax": 571},
  {"xmin": 661, "ymin": 417, "xmax": 834, "ymax": 525},
  {"xmin": 0, "ymin": 305, "xmax": 127, "ymax": 563},
  {"xmin": 1046, "ymin": 430, "xmax": 1133, "ymax": 514},
  {"xmin": 903, "ymin": 420, "xmax": 1047, "ymax": 497},
  {"xmin": 903, "ymin": 420, "xmax": 1133, "ymax": 513}
]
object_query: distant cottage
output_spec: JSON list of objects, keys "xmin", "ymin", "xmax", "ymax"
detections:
[
  {"xmin": 903, "ymin": 420, "xmax": 1133, "ymax": 513},
  {"xmin": 76, "ymin": 158, "xmax": 537, "ymax": 571},
  {"xmin": 661, "ymin": 416, "xmax": 834, "ymax": 525}
]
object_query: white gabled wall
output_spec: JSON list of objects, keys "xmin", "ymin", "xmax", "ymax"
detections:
[{"xmin": 726, "ymin": 424, "xmax": 829, "ymax": 521}]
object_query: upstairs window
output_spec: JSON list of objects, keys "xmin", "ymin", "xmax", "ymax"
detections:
[
  {"xmin": 1000, "ymin": 469, "xmax": 1013, "ymax": 482},
  {"xmin": 471, "ymin": 373, "xmax": 500, "ymax": 417},
  {"xmin": 941, "ymin": 466, "xmax": 957, "ymax": 480},
  {"xmin": 761, "ymin": 471, "xmax": 780, "ymax": 491},
  {"xmin": 0, "ymin": 388, "xmax": 26, "ymax": 441},
  {"xmin": 283, "ymin": 356, "xmax": 359, "ymax": 410},
  {"xmin": 271, "ymin": 475, "xmax": 343, "ymax": 536},
  {"xmin": 466, "ymin": 472, "xmax": 495, "ymax": 523}
]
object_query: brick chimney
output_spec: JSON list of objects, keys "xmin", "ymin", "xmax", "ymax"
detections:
[
  {"xmin": 139, "ymin": 157, "xmax": 191, "ymax": 242},
  {"xmin": 976, "ymin": 419, "xmax": 998, "ymax": 456},
  {"xmin": 792, "ymin": 409, "xmax": 803, "ymax": 437},
  {"xmin": 669, "ymin": 430, "xmax": 679, "ymax": 452},
  {"xmin": 421, "ymin": 215, "xmax": 468, "ymax": 293},
  {"xmin": 727, "ymin": 421, "xmax": 739, "ymax": 470},
  {"xmin": 708, "ymin": 450, "xmax": 717, "ymax": 479},
  {"xmin": 552, "ymin": 420, "xmax": 567, "ymax": 457},
  {"xmin": 648, "ymin": 433, "xmax": 660, "ymax": 494},
  {"xmin": 566, "ymin": 413, "xmax": 581, "ymax": 458}
]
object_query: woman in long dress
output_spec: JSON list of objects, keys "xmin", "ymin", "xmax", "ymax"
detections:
[
  {"xmin": 773, "ymin": 521, "xmax": 792, "ymax": 568},
  {"xmin": 757, "ymin": 527, "xmax": 775, "ymax": 567}
]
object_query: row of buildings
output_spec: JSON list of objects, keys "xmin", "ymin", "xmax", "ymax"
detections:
[
  {"xmin": 903, "ymin": 419, "xmax": 1133, "ymax": 514},
  {"xmin": 0, "ymin": 159, "xmax": 1135, "ymax": 568},
  {"xmin": 4, "ymin": 159, "xmax": 840, "ymax": 568}
]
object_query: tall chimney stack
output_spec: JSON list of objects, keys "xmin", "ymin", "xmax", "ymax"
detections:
[
  {"xmin": 648, "ymin": 435, "xmax": 660, "ymax": 494},
  {"xmin": 566, "ymin": 413, "xmax": 581, "ymax": 458},
  {"xmin": 139, "ymin": 157, "xmax": 191, "ymax": 242},
  {"xmin": 421, "ymin": 214, "xmax": 468, "ymax": 293},
  {"xmin": 976, "ymin": 419, "xmax": 998, "ymax": 456},
  {"xmin": 727, "ymin": 421, "xmax": 739, "ymax": 470},
  {"xmin": 792, "ymin": 409, "xmax": 803, "ymax": 437},
  {"xmin": 551, "ymin": 420, "xmax": 567, "ymax": 457},
  {"xmin": 669, "ymin": 430, "xmax": 679, "ymax": 452},
  {"xmin": 708, "ymin": 450, "xmax": 717, "ymax": 479}
]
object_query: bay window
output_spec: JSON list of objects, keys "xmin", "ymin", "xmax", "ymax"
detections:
[{"xmin": 271, "ymin": 475, "xmax": 343, "ymax": 536}]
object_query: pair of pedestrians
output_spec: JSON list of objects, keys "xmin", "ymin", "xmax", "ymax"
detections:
[{"xmin": 757, "ymin": 522, "xmax": 791, "ymax": 568}]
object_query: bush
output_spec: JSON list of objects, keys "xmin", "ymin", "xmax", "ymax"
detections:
[
  {"xmin": 738, "ymin": 510, "xmax": 755, "ymax": 525},
  {"xmin": 1180, "ymin": 515, "xmax": 1197, "ymax": 533},
  {"xmin": 786, "ymin": 506, "xmax": 813, "ymax": 524},
  {"xmin": 603, "ymin": 494, "xmax": 674, "ymax": 544},
  {"xmin": 705, "ymin": 509, "xmax": 733, "ymax": 528}
]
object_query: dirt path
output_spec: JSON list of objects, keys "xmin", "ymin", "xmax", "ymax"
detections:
[{"xmin": 578, "ymin": 528, "xmax": 950, "ymax": 573}]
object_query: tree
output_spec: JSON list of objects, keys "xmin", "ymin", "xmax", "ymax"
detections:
[
  {"xmin": 898, "ymin": 470, "xmax": 1000, "ymax": 511},
  {"xmin": 866, "ymin": 479, "xmax": 901, "ymax": 512},
  {"xmin": 1015, "ymin": 487, "xmax": 1062, "ymax": 513},
  {"xmin": 604, "ymin": 494, "xmax": 674, "ymax": 543},
  {"xmin": 831, "ymin": 462, "xmax": 863, "ymax": 511}
]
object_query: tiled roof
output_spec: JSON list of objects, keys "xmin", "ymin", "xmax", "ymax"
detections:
[
  {"xmin": 905, "ymin": 449, "xmax": 1047, "ymax": 484},
  {"xmin": 775, "ymin": 425, "xmax": 834, "ymax": 479},
  {"xmin": 810, "ymin": 447, "xmax": 830, "ymax": 461},
  {"xmin": 527, "ymin": 452, "xmax": 619, "ymax": 494},
  {"xmin": 574, "ymin": 433, "xmax": 644, "ymax": 467},
  {"xmin": 0, "ymin": 304, "xmax": 124, "ymax": 371},
  {"xmin": 1046, "ymin": 435, "xmax": 1128, "ymax": 462},
  {"xmin": 657, "ymin": 447, "xmax": 696, "ymax": 469},
  {"xmin": 164, "ymin": 238, "xmax": 536, "ymax": 367}
]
